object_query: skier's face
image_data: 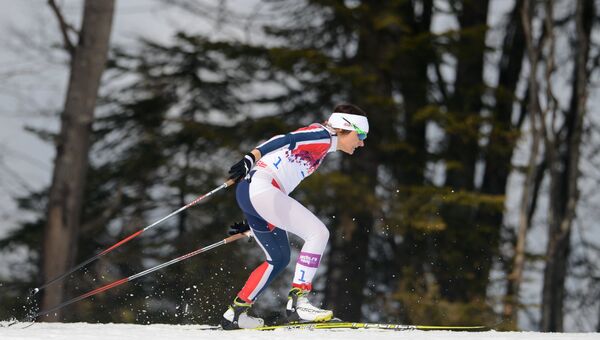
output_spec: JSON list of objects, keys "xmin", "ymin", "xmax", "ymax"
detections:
[{"xmin": 337, "ymin": 130, "xmax": 365, "ymax": 155}]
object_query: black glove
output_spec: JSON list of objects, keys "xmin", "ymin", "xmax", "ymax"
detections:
[
  {"xmin": 228, "ymin": 152, "xmax": 256, "ymax": 182},
  {"xmin": 228, "ymin": 220, "xmax": 251, "ymax": 235}
]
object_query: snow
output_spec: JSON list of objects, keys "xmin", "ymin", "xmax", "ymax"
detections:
[{"xmin": 0, "ymin": 323, "xmax": 598, "ymax": 340}]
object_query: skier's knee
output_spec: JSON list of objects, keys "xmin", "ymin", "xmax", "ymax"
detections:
[
  {"xmin": 312, "ymin": 224, "xmax": 329, "ymax": 244},
  {"xmin": 280, "ymin": 248, "xmax": 291, "ymax": 268},
  {"xmin": 268, "ymin": 250, "xmax": 290, "ymax": 272},
  {"xmin": 319, "ymin": 225, "xmax": 330, "ymax": 242}
]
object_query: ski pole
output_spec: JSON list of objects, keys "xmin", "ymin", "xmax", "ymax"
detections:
[
  {"xmin": 32, "ymin": 179, "xmax": 237, "ymax": 296},
  {"xmin": 34, "ymin": 230, "xmax": 251, "ymax": 319}
]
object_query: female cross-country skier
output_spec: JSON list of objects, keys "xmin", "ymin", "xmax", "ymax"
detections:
[{"xmin": 221, "ymin": 104, "xmax": 369, "ymax": 329}]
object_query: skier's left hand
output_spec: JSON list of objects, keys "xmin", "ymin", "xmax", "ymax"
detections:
[{"xmin": 228, "ymin": 220, "xmax": 250, "ymax": 235}]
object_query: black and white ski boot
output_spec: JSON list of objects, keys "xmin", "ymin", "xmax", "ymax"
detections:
[
  {"xmin": 221, "ymin": 297, "xmax": 264, "ymax": 330},
  {"xmin": 286, "ymin": 287, "xmax": 333, "ymax": 322}
]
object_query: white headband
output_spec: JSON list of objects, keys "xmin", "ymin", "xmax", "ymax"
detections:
[{"xmin": 328, "ymin": 112, "xmax": 369, "ymax": 133}]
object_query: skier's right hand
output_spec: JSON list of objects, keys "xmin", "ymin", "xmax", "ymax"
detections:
[
  {"xmin": 228, "ymin": 220, "xmax": 250, "ymax": 235},
  {"xmin": 228, "ymin": 152, "xmax": 256, "ymax": 182}
]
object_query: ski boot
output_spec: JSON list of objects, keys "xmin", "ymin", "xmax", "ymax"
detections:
[
  {"xmin": 221, "ymin": 296, "xmax": 264, "ymax": 330},
  {"xmin": 286, "ymin": 287, "xmax": 333, "ymax": 322}
]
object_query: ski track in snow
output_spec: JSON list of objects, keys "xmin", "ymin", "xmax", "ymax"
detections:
[{"xmin": 0, "ymin": 323, "xmax": 598, "ymax": 340}]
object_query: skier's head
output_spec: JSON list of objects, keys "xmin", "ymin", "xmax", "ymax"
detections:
[{"xmin": 327, "ymin": 103, "xmax": 368, "ymax": 155}]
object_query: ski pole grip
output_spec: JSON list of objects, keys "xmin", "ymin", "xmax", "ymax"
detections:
[{"xmin": 224, "ymin": 231, "xmax": 251, "ymax": 244}]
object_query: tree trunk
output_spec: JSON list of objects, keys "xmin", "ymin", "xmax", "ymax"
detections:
[
  {"xmin": 438, "ymin": 0, "xmax": 490, "ymax": 301},
  {"xmin": 479, "ymin": 0, "xmax": 527, "ymax": 298},
  {"xmin": 481, "ymin": 0, "xmax": 525, "ymax": 197},
  {"xmin": 41, "ymin": 0, "xmax": 115, "ymax": 321},
  {"xmin": 393, "ymin": 0, "xmax": 432, "ymax": 185},
  {"xmin": 389, "ymin": 0, "xmax": 434, "ymax": 317},
  {"xmin": 540, "ymin": 0, "xmax": 593, "ymax": 331},
  {"xmin": 444, "ymin": 0, "xmax": 489, "ymax": 191},
  {"xmin": 502, "ymin": 0, "xmax": 540, "ymax": 326},
  {"xmin": 477, "ymin": 0, "xmax": 528, "ymax": 326}
]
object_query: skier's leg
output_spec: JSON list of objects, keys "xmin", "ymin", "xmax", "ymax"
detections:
[
  {"xmin": 234, "ymin": 174, "xmax": 292, "ymax": 302},
  {"xmin": 222, "ymin": 177, "xmax": 284, "ymax": 329},
  {"xmin": 237, "ymin": 227, "xmax": 290, "ymax": 303},
  {"xmin": 249, "ymin": 185, "xmax": 329, "ymax": 290},
  {"xmin": 248, "ymin": 182, "xmax": 332, "ymax": 321}
]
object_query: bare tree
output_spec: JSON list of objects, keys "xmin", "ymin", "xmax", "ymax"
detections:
[
  {"xmin": 502, "ymin": 0, "xmax": 543, "ymax": 327},
  {"xmin": 540, "ymin": 0, "xmax": 594, "ymax": 331},
  {"xmin": 41, "ymin": 0, "xmax": 115, "ymax": 321}
]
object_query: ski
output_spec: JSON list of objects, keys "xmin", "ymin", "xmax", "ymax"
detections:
[{"xmin": 252, "ymin": 321, "xmax": 489, "ymax": 331}]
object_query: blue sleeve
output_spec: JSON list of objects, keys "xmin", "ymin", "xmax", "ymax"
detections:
[{"xmin": 256, "ymin": 129, "xmax": 330, "ymax": 156}]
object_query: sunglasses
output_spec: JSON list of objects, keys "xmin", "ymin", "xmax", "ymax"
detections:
[{"xmin": 342, "ymin": 117, "xmax": 368, "ymax": 140}]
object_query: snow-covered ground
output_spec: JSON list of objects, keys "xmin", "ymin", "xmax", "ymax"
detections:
[{"xmin": 0, "ymin": 322, "xmax": 598, "ymax": 340}]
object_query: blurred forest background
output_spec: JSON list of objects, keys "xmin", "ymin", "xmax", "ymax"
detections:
[{"xmin": 0, "ymin": 0, "xmax": 599, "ymax": 333}]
